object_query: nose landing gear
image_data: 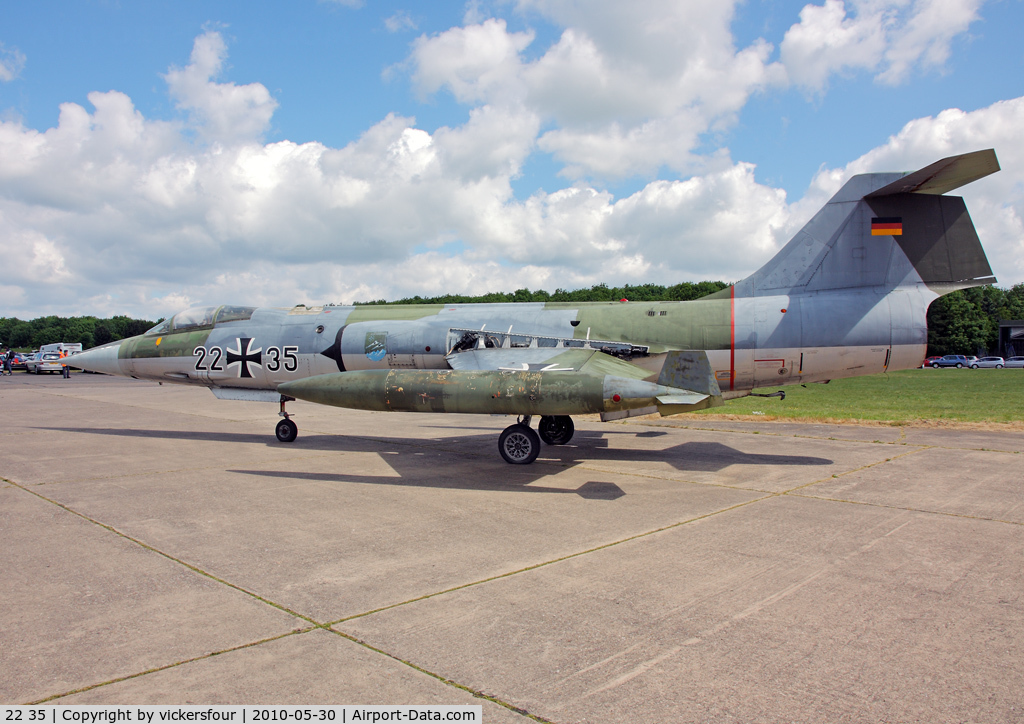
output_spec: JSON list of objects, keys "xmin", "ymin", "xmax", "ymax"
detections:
[{"xmin": 275, "ymin": 395, "xmax": 298, "ymax": 443}]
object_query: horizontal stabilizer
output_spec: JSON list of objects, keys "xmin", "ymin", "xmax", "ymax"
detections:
[{"xmin": 866, "ymin": 149, "xmax": 999, "ymax": 197}]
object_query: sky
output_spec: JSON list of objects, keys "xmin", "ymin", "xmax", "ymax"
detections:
[{"xmin": 1, "ymin": 0, "xmax": 1023, "ymax": 320}]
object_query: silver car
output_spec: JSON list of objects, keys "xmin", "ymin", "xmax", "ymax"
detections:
[
  {"xmin": 28, "ymin": 352, "xmax": 64, "ymax": 374},
  {"xmin": 1005, "ymin": 356, "xmax": 1024, "ymax": 368},
  {"xmin": 971, "ymin": 356, "xmax": 1004, "ymax": 368}
]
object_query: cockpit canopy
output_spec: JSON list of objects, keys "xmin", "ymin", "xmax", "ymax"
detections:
[{"xmin": 145, "ymin": 305, "xmax": 257, "ymax": 335}]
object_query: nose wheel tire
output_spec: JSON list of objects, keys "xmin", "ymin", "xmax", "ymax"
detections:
[
  {"xmin": 275, "ymin": 418, "xmax": 298, "ymax": 443},
  {"xmin": 538, "ymin": 415, "xmax": 575, "ymax": 445},
  {"xmin": 499, "ymin": 423, "xmax": 541, "ymax": 465}
]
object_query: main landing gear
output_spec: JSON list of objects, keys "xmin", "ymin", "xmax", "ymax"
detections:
[
  {"xmin": 498, "ymin": 415, "xmax": 575, "ymax": 465},
  {"xmin": 275, "ymin": 395, "xmax": 298, "ymax": 443}
]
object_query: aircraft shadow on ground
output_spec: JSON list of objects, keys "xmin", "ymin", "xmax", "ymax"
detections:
[
  {"xmin": 36, "ymin": 426, "xmax": 833, "ymax": 499},
  {"xmin": 421, "ymin": 424, "xmax": 670, "ymax": 438},
  {"xmin": 230, "ymin": 468, "xmax": 627, "ymax": 499}
]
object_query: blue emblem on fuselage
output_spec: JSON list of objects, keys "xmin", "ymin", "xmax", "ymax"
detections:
[{"xmin": 365, "ymin": 332, "xmax": 387, "ymax": 362}]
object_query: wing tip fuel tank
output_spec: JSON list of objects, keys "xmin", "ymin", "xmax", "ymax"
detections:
[{"xmin": 278, "ymin": 369, "xmax": 714, "ymax": 417}]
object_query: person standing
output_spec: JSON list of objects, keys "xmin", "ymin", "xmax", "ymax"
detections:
[
  {"xmin": 60, "ymin": 349, "xmax": 70, "ymax": 378},
  {"xmin": 2, "ymin": 348, "xmax": 12, "ymax": 376}
]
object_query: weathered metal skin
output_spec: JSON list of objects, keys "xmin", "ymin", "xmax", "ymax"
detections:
[
  {"xmin": 71, "ymin": 150, "xmax": 1000, "ymax": 431},
  {"xmin": 278, "ymin": 369, "xmax": 692, "ymax": 416}
]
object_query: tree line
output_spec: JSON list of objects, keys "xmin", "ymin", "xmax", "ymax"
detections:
[
  {"xmin": 355, "ymin": 281, "xmax": 732, "ymax": 305},
  {"xmin": 0, "ymin": 315, "xmax": 160, "ymax": 351},
  {"xmin": 3, "ymin": 281, "xmax": 1023, "ymax": 355},
  {"xmin": 927, "ymin": 284, "xmax": 1024, "ymax": 356}
]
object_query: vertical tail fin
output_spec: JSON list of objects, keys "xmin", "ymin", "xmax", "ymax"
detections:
[{"xmin": 742, "ymin": 150, "xmax": 998, "ymax": 295}]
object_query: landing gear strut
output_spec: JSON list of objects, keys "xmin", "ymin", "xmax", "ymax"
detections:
[
  {"xmin": 499, "ymin": 415, "xmax": 541, "ymax": 465},
  {"xmin": 498, "ymin": 414, "xmax": 575, "ymax": 464},
  {"xmin": 275, "ymin": 395, "xmax": 298, "ymax": 443}
]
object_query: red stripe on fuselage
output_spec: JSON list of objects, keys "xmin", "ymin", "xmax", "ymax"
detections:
[{"xmin": 730, "ymin": 285, "xmax": 735, "ymax": 391}]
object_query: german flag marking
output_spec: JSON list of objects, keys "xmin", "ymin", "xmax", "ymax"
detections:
[{"xmin": 871, "ymin": 217, "xmax": 902, "ymax": 235}]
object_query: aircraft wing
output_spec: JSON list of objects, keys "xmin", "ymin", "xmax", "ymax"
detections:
[
  {"xmin": 446, "ymin": 346, "xmax": 723, "ymax": 419},
  {"xmin": 446, "ymin": 346, "xmax": 652, "ymax": 378}
]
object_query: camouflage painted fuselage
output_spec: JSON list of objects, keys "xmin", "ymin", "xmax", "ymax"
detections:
[{"xmin": 73, "ymin": 150, "xmax": 999, "ymax": 416}]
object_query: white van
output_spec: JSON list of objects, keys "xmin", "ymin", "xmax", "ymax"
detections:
[{"xmin": 39, "ymin": 342, "xmax": 84, "ymax": 355}]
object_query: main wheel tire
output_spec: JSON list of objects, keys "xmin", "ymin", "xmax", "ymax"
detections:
[
  {"xmin": 275, "ymin": 418, "xmax": 298, "ymax": 443},
  {"xmin": 499, "ymin": 424, "xmax": 541, "ymax": 464},
  {"xmin": 538, "ymin": 415, "xmax": 575, "ymax": 445}
]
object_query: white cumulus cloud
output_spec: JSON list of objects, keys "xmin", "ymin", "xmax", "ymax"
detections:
[
  {"xmin": 0, "ymin": 9, "xmax": 1016, "ymax": 321},
  {"xmin": 0, "ymin": 43, "xmax": 26, "ymax": 82},
  {"xmin": 164, "ymin": 31, "xmax": 278, "ymax": 144},
  {"xmin": 780, "ymin": 0, "xmax": 985, "ymax": 90},
  {"xmin": 410, "ymin": 1, "xmax": 787, "ymax": 179}
]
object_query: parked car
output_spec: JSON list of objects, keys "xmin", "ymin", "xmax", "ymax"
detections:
[
  {"xmin": 5, "ymin": 352, "xmax": 28, "ymax": 371},
  {"xmin": 964, "ymin": 356, "xmax": 979, "ymax": 367},
  {"xmin": 931, "ymin": 355, "xmax": 969, "ymax": 368},
  {"xmin": 27, "ymin": 352, "xmax": 64, "ymax": 374},
  {"xmin": 972, "ymin": 356, "xmax": 1004, "ymax": 368},
  {"xmin": 922, "ymin": 356, "xmax": 942, "ymax": 368},
  {"xmin": 1005, "ymin": 356, "xmax": 1024, "ymax": 368}
]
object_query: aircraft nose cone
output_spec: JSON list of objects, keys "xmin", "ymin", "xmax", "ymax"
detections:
[{"xmin": 72, "ymin": 341, "xmax": 125, "ymax": 376}]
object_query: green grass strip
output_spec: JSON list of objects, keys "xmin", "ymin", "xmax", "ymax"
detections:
[{"xmin": 696, "ymin": 369, "xmax": 1024, "ymax": 424}]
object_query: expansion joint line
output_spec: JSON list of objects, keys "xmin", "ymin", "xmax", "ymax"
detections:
[
  {"xmin": 786, "ymin": 491, "xmax": 1024, "ymax": 527},
  {"xmin": 328, "ymin": 629, "xmax": 557, "ymax": 723},
  {"xmin": 29, "ymin": 629, "xmax": 314, "ymax": 704},
  {"xmin": 780, "ymin": 446, "xmax": 931, "ymax": 495},
  {"xmin": 776, "ymin": 446, "xmax": 1023, "ymax": 525},
  {"xmin": 3, "ymin": 476, "xmax": 320, "ymax": 626},
  {"xmin": 331, "ymin": 494, "xmax": 774, "ymax": 628},
  {"xmin": 5, "ymin": 475, "xmax": 556, "ymax": 717}
]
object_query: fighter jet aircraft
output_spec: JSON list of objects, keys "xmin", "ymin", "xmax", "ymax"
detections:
[{"xmin": 72, "ymin": 150, "xmax": 999, "ymax": 464}]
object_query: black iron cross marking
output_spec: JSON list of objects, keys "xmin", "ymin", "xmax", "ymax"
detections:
[{"xmin": 226, "ymin": 337, "xmax": 263, "ymax": 378}]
